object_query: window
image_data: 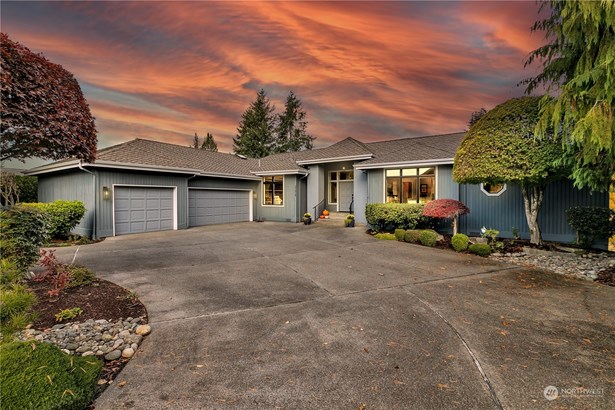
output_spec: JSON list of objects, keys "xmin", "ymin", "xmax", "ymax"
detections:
[
  {"xmin": 263, "ymin": 176, "xmax": 284, "ymax": 205},
  {"xmin": 386, "ymin": 167, "xmax": 435, "ymax": 204},
  {"xmin": 329, "ymin": 171, "xmax": 353, "ymax": 204},
  {"xmin": 481, "ymin": 182, "xmax": 506, "ymax": 196}
]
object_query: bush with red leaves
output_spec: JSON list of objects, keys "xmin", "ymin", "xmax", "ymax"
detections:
[
  {"xmin": 0, "ymin": 33, "xmax": 97, "ymax": 162},
  {"xmin": 422, "ymin": 199, "xmax": 470, "ymax": 235}
]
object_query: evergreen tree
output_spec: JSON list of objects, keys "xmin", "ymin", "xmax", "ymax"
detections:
[
  {"xmin": 523, "ymin": 0, "xmax": 615, "ymax": 191},
  {"xmin": 275, "ymin": 91, "xmax": 314, "ymax": 153},
  {"xmin": 192, "ymin": 133, "xmax": 200, "ymax": 149},
  {"xmin": 467, "ymin": 108, "xmax": 487, "ymax": 129},
  {"xmin": 201, "ymin": 132, "xmax": 218, "ymax": 152},
  {"xmin": 233, "ymin": 89, "xmax": 277, "ymax": 158}
]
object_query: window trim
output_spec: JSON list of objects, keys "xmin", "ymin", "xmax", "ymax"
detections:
[
  {"xmin": 480, "ymin": 182, "xmax": 507, "ymax": 197},
  {"xmin": 262, "ymin": 175, "xmax": 285, "ymax": 207},
  {"xmin": 384, "ymin": 167, "xmax": 436, "ymax": 204}
]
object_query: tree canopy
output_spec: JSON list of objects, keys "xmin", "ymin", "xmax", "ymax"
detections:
[
  {"xmin": 523, "ymin": 1, "xmax": 615, "ymax": 191},
  {"xmin": 201, "ymin": 132, "xmax": 218, "ymax": 152},
  {"xmin": 453, "ymin": 97, "xmax": 564, "ymax": 185},
  {"xmin": 275, "ymin": 91, "xmax": 314, "ymax": 153},
  {"xmin": 233, "ymin": 89, "xmax": 277, "ymax": 158},
  {"xmin": 453, "ymin": 96, "xmax": 567, "ymax": 244},
  {"xmin": 0, "ymin": 33, "xmax": 97, "ymax": 163}
]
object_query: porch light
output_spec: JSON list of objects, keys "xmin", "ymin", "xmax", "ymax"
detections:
[{"xmin": 102, "ymin": 186, "xmax": 111, "ymax": 200}]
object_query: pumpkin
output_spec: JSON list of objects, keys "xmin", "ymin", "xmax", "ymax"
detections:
[
  {"xmin": 319, "ymin": 215, "xmax": 325, "ymax": 219},
  {"xmin": 322, "ymin": 209, "xmax": 330, "ymax": 216}
]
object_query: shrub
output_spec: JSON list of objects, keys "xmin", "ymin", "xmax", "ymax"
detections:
[
  {"xmin": 394, "ymin": 229, "xmax": 406, "ymax": 241},
  {"xmin": 55, "ymin": 307, "xmax": 83, "ymax": 322},
  {"xmin": 0, "ymin": 341, "xmax": 102, "ymax": 410},
  {"xmin": 403, "ymin": 230, "xmax": 421, "ymax": 243},
  {"xmin": 0, "ymin": 259, "xmax": 23, "ymax": 287},
  {"xmin": 0, "ymin": 205, "xmax": 48, "ymax": 271},
  {"xmin": 36, "ymin": 250, "xmax": 71, "ymax": 298},
  {"xmin": 419, "ymin": 230, "xmax": 438, "ymax": 247},
  {"xmin": 374, "ymin": 233, "xmax": 397, "ymax": 240},
  {"xmin": 566, "ymin": 206, "xmax": 615, "ymax": 247},
  {"xmin": 469, "ymin": 243, "xmax": 492, "ymax": 257},
  {"xmin": 365, "ymin": 203, "xmax": 426, "ymax": 231},
  {"xmin": 66, "ymin": 266, "xmax": 95, "ymax": 289},
  {"xmin": 22, "ymin": 200, "xmax": 86, "ymax": 239},
  {"xmin": 451, "ymin": 233, "xmax": 469, "ymax": 252},
  {"xmin": 422, "ymin": 199, "xmax": 469, "ymax": 235},
  {"xmin": 0, "ymin": 283, "xmax": 37, "ymax": 339}
]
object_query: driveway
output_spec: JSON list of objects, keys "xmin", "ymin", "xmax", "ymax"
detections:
[{"xmin": 53, "ymin": 222, "xmax": 615, "ymax": 409}]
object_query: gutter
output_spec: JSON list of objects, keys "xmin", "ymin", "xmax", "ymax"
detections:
[
  {"xmin": 354, "ymin": 158, "xmax": 455, "ymax": 170},
  {"xmin": 77, "ymin": 160, "xmax": 97, "ymax": 240}
]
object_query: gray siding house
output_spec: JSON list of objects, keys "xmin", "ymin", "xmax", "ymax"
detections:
[{"xmin": 27, "ymin": 134, "xmax": 609, "ymax": 246}]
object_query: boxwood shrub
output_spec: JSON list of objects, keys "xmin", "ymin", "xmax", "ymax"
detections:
[
  {"xmin": 418, "ymin": 230, "xmax": 438, "ymax": 247},
  {"xmin": 394, "ymin": 229, "xmax": 406, "ymax": 241},
  {"xmin": 451, "ymin": 233, "xmax": 469, "ymax": 252},
  {"xmin": 0, "ymin": 341, "xmax": 102, "ymax": 410},
  {"xmin": 469, "ymin": 243, "xmax": 491, "ymax": 257},
  {"xmin": 403, "ymin": 230, "xmax": 421, "ymax": 243},
  {"xmin": 566, "ymin": 206, "xmax": 615, "ymax": 248},
  {"xmin": 374, "ymin": 233, "xmax": 397, "ymax": 240},
  {"xmin": 0, "ymin": 205, "xmax": 48, "ymax": 271},
  {"xmin": 22, "ymin": 200, "xmax": 86, "ymax": 239},
  {"xmin": 365, "ymin": 203, "xmax": 427, "ymax": 232}
]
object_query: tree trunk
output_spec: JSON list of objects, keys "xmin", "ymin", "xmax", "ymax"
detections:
[
  {"xmin": 521, "ymin": 184, "xmax": 544, "ymax": 245},
  {"xmin": 452, "ymin": 215, "xmax": 458, "ymax": 236}
]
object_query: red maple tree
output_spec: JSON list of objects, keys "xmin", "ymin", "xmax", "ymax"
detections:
[
  {"xmin": 1, "ymin": 33, "xmax": 97, "ymax": 162},
  {"xmin": 422, "ymin": 199, "xmax": 470, "ymax": 236}
]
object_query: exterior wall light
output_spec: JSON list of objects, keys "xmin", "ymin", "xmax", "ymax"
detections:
[{"xmin": 102, "ymin": 186, "xmax": 111, "ymax": 200}]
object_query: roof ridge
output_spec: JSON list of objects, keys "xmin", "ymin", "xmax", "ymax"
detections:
[{"xmin": 365, "ymin": 132, "xmax": 466, "ymax": 146}]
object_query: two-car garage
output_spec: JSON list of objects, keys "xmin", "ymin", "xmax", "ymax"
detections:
[{"xmin": 113, "ymin": 186, "xmax": 252, "ymax": 236}]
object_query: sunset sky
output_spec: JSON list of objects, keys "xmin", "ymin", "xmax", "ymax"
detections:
[{"xmin": 2, "ymin": 1, "xmax": 549, "ymax": 166}]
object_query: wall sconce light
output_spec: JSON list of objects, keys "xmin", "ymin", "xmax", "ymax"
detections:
[
  {"xmin": 102, "ymin": 186, "xmax": 111, "ymax": 201},
  {"xmin": 342, "ymin": 166, "xmax": 346, "ymax": 170},
  {"xmin": 253, "ymin": 191, "xmax": 258, "ymax": 200}
]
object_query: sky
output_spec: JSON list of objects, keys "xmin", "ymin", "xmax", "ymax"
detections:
[{"xmin": 2, "ymin": 1, "xmax": 549, "ymax": 167}]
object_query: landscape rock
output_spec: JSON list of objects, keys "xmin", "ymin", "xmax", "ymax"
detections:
[
  {"xmin": 105, "ymin": 350, "xmax": 122, "ymax": 361},
  {"xmin": 121, "ymin": 347, "xmax": 135, "ymax": 358},
  {"xmin": 135, "ymin": 324, "xmax": 151, "ymax": 336}
]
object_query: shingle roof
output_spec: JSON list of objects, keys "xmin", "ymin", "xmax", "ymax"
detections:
[
  {"xmin": 26, "ymin": 133, "xmax": 466, "ymax": 176},
  {"xmin": 359, "ymin": 132, "xmax": 465, "ymax": 166},
  {"xmin": 96, "ymin": 139, "xmax": 257, "ymax": 176}
]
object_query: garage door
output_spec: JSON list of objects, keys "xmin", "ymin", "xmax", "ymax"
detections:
[
  {"xmin": 189, "ymin": 189, "xmax": 250, "ymax": 227},
  {"xmin": 114, "ymin": 187, "xmax": 174, "ymax": 235}
]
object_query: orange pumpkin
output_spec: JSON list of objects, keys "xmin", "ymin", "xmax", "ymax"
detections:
[
  {"xmin": 322, "ymin": 209, "xmax": 330, "ymax": 216},
  {"xmin": 319, "ymin": 215, "xmax": 325, "ymax": 219}
]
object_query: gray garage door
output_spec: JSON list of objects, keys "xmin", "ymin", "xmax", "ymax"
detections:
[
  {"xmin": 114, "ymin": 187, "xmax": 174, "ymax": 235},
  {"xmin": 189, "ymin": 189, "xmax": 250, "ymax": 227}
]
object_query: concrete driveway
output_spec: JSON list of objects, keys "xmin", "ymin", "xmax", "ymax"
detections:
[{"xmin": 53, "ymin": 222, "xmax": 615, "ymax": 409}]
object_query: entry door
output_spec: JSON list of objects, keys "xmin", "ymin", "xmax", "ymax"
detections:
[{"xmin": 338, "ymin": 181, "xmax": 354, "ymax": 212}]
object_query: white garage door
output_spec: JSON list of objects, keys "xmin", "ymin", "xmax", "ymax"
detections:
[
  {"xmin": 114, "ymin": 187, "xmax": 174, "ymax": 235},
  {"xmin": 189, "ymin": 189, "xmax": 250, "ymax": 227}
]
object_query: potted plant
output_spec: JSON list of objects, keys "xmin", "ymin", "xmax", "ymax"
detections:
[
  {"xmin": 303, "ymin": 213, "xmax": 312, "ymax": 225},
  {"xmin": 345, "ymin": 214, "xmax": 355, "ymax": 227}
]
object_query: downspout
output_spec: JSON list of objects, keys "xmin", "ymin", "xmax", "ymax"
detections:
[{"xmin": 78, "ymin": 160, "xmax": 97, "ymax": 240}]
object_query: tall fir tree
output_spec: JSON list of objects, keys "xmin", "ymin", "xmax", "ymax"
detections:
[
  {"xmin": 275, "ymin": 91, "xmax": 314, "ymax": 153},
  {"xmin": 233, "ymin": 89, "xmax": 277, "ymax": 158},
  {"xmin": 192, "ymin": 133, "xmax": 200, "ymax": 149},
  {"xmin": 201, "ymin": 132, "xmax": 218, "ymax": 152},
  {"xmin": 523, "ymin": 0, "xmax": 615, "ymax": 191}
]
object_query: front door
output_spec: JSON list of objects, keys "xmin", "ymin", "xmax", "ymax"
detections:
[{"xmin": 338, "ymin": 181, "xmax": 353, "ymax": 212}]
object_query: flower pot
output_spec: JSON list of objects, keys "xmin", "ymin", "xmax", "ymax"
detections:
[
  {"xmin": 345, "ymin": 219, "xmax": 355, "ymax": 227},
  {"xmin": 304, "ymin": 217, "xmax": 312, "ymax": 225}
]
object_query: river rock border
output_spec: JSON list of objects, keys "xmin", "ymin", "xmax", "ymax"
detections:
[
  {"xmin": 490, "ymin": 247, "xmax": 615, "ymax": 281},
  {"xmin": 18, "ymin": 317, "xmax": 151, "ymax": 361}
]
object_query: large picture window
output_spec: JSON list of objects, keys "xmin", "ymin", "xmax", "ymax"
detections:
[
  {"xmin": 386, "ymin": 167, "xmax": 435, "ymax": 204},
  {"xmin": 263, "ymin": 176, "xmax": 284, "ymax": 206}
]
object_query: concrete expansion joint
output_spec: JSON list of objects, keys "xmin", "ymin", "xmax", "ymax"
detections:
[
  {"xmin": 413, "ymin": 266, "xmax": 519, "ymax": 285},
  {"xmin": 402, "ymin": 287, "xmax": 504, "ymax": 410}
]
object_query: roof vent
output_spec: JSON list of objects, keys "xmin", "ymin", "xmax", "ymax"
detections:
[{"xmin": 235, "ymin": 154, "xmax": 247, "ymax": 160}]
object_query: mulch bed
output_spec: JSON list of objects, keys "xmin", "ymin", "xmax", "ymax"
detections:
[
  {"xmin": 596, "ymin": 266, "xmax": 615, "ymax": 287},
  {"xmin": 29, "ymin": 278, "xmax": 146, "ymax": 330},
  {"xmin": 27, "ymin": 278, "xmax": 148, "ymax": 406}
]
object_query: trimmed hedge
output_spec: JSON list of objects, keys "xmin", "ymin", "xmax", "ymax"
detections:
[
  {"xmin": 22, "ymin": 200, "xmax": 86, "ymax": 239},
  {"xmin": 419, "ymin": 230, "xmax": 438, "ymax": 247},
  {"xmin": 566, "ymin": 206, "xmax": 615, "ymax": 247},
  {"xmin": 0, "ymin": 205, "xmax": 48, "ymax": 271},
  {"xmin": 374, "ymin": 233, "xmax": 397, "ymax": 240},
  {"xmin": 394, "ymin": 229, "xmax": 406, "ymax": 241},
  {"xmin": 451, "ymin": 233, "xmax": 469, "ymax": 252},
  {"xmin": 403, "ymin": 230, "xmax": 421, "ymax": 243},
  {"xmin": 469, "ymin": 243, "xmax": 491, "ymax": 257},
  {"xmin": 365, "ymin": 203, "xmax": 428, "ymax": 232},
  {"xmin": 0, "ymin": 341, "xmax": 102, "ymax": 410}
]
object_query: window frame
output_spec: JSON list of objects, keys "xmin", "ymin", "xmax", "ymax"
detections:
[
  {"xmin": 262, "ymin": 175, "xmax": 285, "ymax": 207},
  {"xmin": 385, "ymin": 167, "xmax": 436, "ymax": 204},
  {"xmin": 480, "ymin": 182, "xmax": 507, "ymax": 197}
]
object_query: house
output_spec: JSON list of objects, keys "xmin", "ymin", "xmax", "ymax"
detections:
[{"xmin": 26, "ymin": 133, "xmax": 609, "ymax": 245}]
